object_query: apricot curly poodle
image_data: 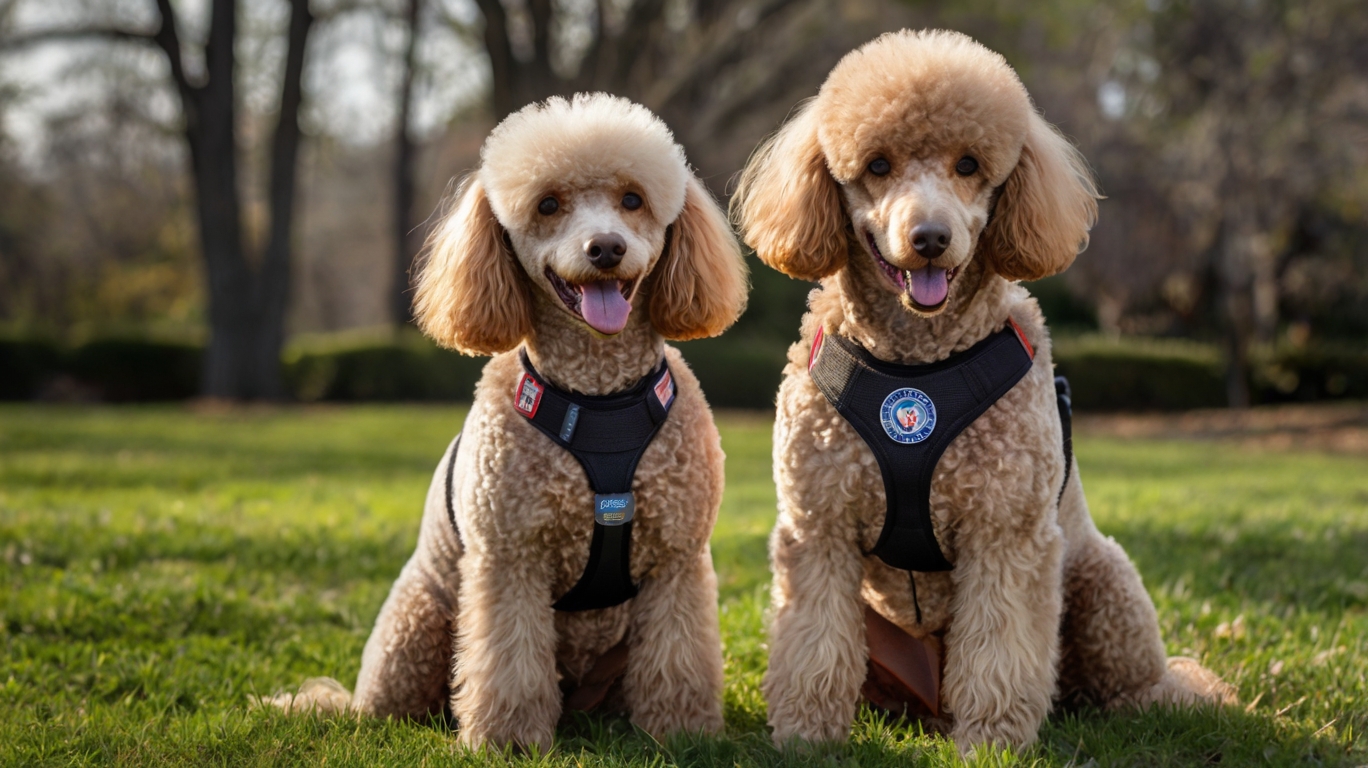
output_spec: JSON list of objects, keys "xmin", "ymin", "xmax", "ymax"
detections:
[
  {"xmin": 733, "ymin": 29, "xmax": 1235, "ymax": 753},
  {"xmin": 267, "ymin": 93, "xmax": 747, "ymax": 752}
]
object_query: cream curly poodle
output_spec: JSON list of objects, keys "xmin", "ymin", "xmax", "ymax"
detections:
[
  {"xmin": 733, "ymin": 30, "xmax": 1234, "ymax": 753},
  {"xmin": 268, "ymin": 93, "xmax": 747, "ymax": 752}
]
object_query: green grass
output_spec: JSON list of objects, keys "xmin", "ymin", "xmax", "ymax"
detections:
[{"xmin": 1, "ymin": 404, "xmax": 1365, "ymax": 767}]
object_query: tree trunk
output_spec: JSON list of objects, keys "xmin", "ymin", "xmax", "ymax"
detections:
[
  {"xmin": 390, "ymin": 0, "xmax": 420, "ymax": 327},
  {"xmin": 1218, "ymin": 212, "xmax": 1255, "ymax": 408},
  {"xmin": 187, "ymin": 0, "xmax": 253, "ymax": 399},
  {"xmin": 474, "ymin": 0, "xmax": 517, "ymax": 118},
  {"xmin": 251, "ymin": 0, "xmax": 313, "ymax": 399},
  {"xmin": 158, "ymin": 0, "xmax": 311, "ymax": 399}
]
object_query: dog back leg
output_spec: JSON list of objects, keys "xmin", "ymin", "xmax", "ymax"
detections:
[
  {"xmin": 1055, "ymin": 463, "xmax": 1236, "ymax": 708},
  {"xmin": 351, "ymin": 437, "xmax": 465, "ymax": 718}
]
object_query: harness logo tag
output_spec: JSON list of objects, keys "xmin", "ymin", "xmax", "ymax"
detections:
[
  {"xmin": 654, "ymin": 369, "xmax": 675, "ymax": 409},
  {"xmin": 594, "ymin": 493, "xmax": 635, "ymax": 525},
  {"xmin": 880, "ymin": 388, "xmax": 937, "ymax": 444},
  {"xmin": 514, "ymin": 373, "xmax": 543, "ymax": 418}
]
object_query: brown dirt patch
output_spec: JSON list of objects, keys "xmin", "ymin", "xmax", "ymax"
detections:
[{"xmin": 1075, "ymin": 402, "xmax": 1368, "ymax": 455}]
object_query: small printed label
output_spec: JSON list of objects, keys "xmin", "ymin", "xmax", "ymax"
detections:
[
  {"xmin": 559, "ymin": 403, "xmax": 581, "ymax": 442},
  {"xmin": 653, "ymin": 369, "xmax": 675, "ymax": 409},
  {"xmin": 879, "ymin": 387, "xmax": 937, "ymax": 444},
  {"xmin": 594, "ymin": 493, "xmax": 635, "ymax": 525},
  {"xmin": 514, "ymin": 373, "xmax": 543, "ymax": 418}
]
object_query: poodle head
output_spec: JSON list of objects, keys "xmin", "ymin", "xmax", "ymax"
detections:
[
  {"xmin": 734, "ymin": 30, "xmax": 1098, "ymax": 316},
  {"xmin": 414, "ymin": 93, "xmax": 747, "ymax": 355}
]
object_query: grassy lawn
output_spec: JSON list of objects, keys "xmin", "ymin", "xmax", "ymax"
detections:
[{"xmin": 1, "ymin": 404, "xmax": 1365, "ymax": 766}]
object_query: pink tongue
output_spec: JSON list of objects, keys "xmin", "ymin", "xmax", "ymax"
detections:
[
  {"xmin": 909, "ymin": 266, "xmax": 949, "ymax": 307},
  {"xmin": 580, "ymin": 280, "xmax": 632, "ymax": 334}
]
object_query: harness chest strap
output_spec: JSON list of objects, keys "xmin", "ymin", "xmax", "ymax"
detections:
[
  {"xmin": 444, "ymin": 351, "xmax": 676, "ymax": 613},
  {"xmin": 807, "ymin": 319, "xmax": 1037, "ymax": 574}
]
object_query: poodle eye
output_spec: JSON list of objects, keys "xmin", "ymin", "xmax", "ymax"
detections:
[
  {"xmin": 868, "ymin": 158, "xmax": 891, "ymax": 176},
  {"xmin": 622, "ymin": 192, "xmax": 643, "ymax": 211},
  {"xmin": 538, "ymin": 196, "xmax": 559, "ymax": 215},
  {"xmin": 955, "ymin": 156, "xmax": 979, "ymax": 176}
]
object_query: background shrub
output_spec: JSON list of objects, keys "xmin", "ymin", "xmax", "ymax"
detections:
[
  {"xmin": 66, "ymin": 339, "xmax": 202, "ymax": 402},
  {"xmin": 0, "ymin": 336, "xmax": 62, "ymax": 399},
  {"xmin": 283, "ymin": 331, "xmax": 484, "ymax": 402},
  {"xmin": 1052, "ymin": 335, "xmax": 1227, "ymax": 411}
]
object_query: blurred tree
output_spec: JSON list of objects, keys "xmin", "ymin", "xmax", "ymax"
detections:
[
  {"xmin": 390, "ymin": 0, "xmax": 421, "ymax": 328},
  {"xmin": 1107, "ymin": 0, "xmax": 1368, "ymax": 405},
  {"xmin": 2, "ymin": 0, "xmax": 315, "ymax": 399}
]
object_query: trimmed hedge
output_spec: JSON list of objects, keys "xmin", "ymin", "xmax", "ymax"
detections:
[
  {"xmin": 1255, "ymin": 342, "xmax": 1368, "ymax": 402},
  {"xmin": 3, "ymin": 331, "xmax": 1364, "ymax": 411},
  {"xmin": 676, "ymin": 336, "xmax": 790, "ymax": 410},
  {"xmin": 1051, "ymin": 335, "xmax": 1227, "ymax": 411},
  {"xmin": 0, "ymin": 336, "xmax": 200, "ymax": 402},
  {"xmin": 285, "ymin": 333, "xmax": 484, "ymax": 402},
  {"xmin": 0, "ymin": 337, "xmax": 62, "ymax": 400}
]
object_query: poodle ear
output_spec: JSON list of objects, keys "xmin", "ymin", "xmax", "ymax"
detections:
[
  {"xmin": 412, "ymin": 176, "xmax": 532, "ymax": 355},
  {"xmin": 979, "ymin": 112, "xmax": 1100, "ymax": 282},
  {"xmin": 649, "ymin": 174, "xmax": 750, "ymax": 341},
  {"xmin": 731, "ymin": 103, "xmax": 847, "ymax": 281}
]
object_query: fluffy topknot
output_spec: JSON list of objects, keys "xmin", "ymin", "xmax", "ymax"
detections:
[{"xmin": 479, "ymin": 93, "xmax": 690, "ymax": 228}]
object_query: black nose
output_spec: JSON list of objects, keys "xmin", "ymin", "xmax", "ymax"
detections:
[
  {"xmin": 584, "ymin": 233, "xmax": 626, "ymax": 270},
  {"xmin": 911, "ymin": 223, "xmax": 951, "ymax": 260}
]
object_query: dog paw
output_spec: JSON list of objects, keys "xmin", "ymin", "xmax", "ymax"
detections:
[
  {"xmin": 458, "ymin": 723, "xmax": 553, "ymax": 756},
  {"xmin": 1150, "ymin": 656, "xmax": 1239, "ymax": 707},
  {"xmin": 254, "ymin": 677, "xmax": 354, "ymax": 714},
  {"xmin": 951, "ymin": 719, "xmax": 1037, "ymax": 758}
]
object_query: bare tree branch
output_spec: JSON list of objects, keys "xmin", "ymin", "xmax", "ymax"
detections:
[
  {"xmin": 152, "ymin": 0, "xmax": 195, "ymax": 93},
  {"xmin": 645, "ymin": 0, "xmax": 807, "ymax": 112},
  {"xmin": 0, "ymin": 26, "xmax": 157, "ymax": 53},
  {"xmin": 470, "ymin": 0, "xmax": 516, "ymax": 116}
]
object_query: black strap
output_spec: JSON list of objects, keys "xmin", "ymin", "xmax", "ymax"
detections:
[
  {"xmin": 444, "ymin": 433, "xmax": 462, "ymax": 538},
  {"xmin": 515, "ymin": 351, "xmax": 673, "ymax": 494},
  {"xmin": 514, "ymin": 351, "xmax": 675, "ymax": 611},
  {"xmin": 1055, "ymin": 376, "xmax": 1073, "ymax": 502},
  {"xmin": 809, "ymin": 323, "xmax": 1035, "ymax": 574}
]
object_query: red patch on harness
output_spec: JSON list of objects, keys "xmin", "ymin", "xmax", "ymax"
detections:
[
  {"xmin": 514, "ymin": 372, "xmax": 543, "ymax": 417},
  {"xmin": 654, "ymin": 369, "xmax": 675, "ymax": 409},
  {"xmin": 1008, "ymin": 317, "xmax": 1035, "ymax": 360},
  {"xmin": 808, "ymin": 326, "xmax": 826, "ymax": 371}
]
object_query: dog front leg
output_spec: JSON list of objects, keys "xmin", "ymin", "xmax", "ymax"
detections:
[
  {"xmin": 942, "ymin": 524, "xmax": 1064, "ymax": 753},
  {"xmin": 451, "ymin": 552, "xmax": 560, "ymax": 752},
  {"xmin": 763, "ymin": 513, "xmax": 867, "ymax": 747},
  {"xmin": 622, "ymin": 547, "xmax": 725, "ymax": 738}
]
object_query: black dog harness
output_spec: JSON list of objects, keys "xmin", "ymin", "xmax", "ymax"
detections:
[
  {"xmin": 808, "ymin": 320, "xmax": 1068, "ymax": 593},
  {"xmin": 445, "ymin": 351, "xmax": 676, "ymax": 612}
]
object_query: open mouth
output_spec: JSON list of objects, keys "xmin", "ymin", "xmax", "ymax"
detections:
[
  {"xmin": 545, "ymin": 266, "xmax": 639, "ymax": 335},
  {"xmin": 865, "ymin": 231, "xmax": 960, "ymax": 312}
]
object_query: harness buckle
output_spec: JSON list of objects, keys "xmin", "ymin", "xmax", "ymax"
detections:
[{"xmin": 594, "ymin": 493, "xmax": 635, "ymax": 525}]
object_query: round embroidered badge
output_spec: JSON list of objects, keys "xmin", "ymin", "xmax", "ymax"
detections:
[{"xmin": 880, "ymin": 388, "xmax": 937, "ymax": 444}]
